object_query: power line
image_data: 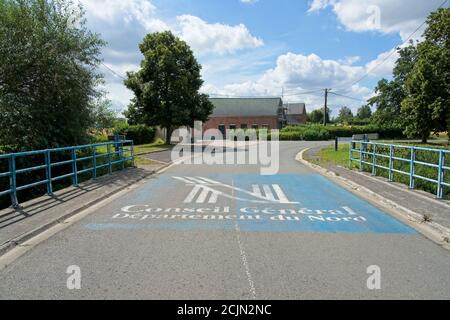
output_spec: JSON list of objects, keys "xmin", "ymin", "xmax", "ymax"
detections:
[
  {"xmin": 348, "ymin": 0, "xmax": 448, "ymax": 88},
  {"xmin": 101, "ymin": 62, "xmax": 127, "ymax": 80},
  {"xmin": 282, "ymin": 90, "xmax": 324, "ymax": 97},
  {"xmin": 329, "ymin": 91, "xmax": 365, "ymax": 103}
]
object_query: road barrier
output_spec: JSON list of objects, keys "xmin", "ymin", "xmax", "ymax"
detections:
[
  {"xmin": 349, "ymin": 141, "xmax": 449, "ymax": 199},
  {"xmin": 0, "ymin": 140, "xmax": 135, "ymax": 208}
]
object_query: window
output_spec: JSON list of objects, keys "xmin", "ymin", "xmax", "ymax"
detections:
[
  {"xmin": 218, "ymin": 125, "xmax": 226, "ymax": 136},
  {"xmin": 262, "ymin": 124, "xmax": 269, "ymax": 129},
  {"xmin": 241, "ymin": 124, "xmax": 248, "ymax": 129},
  {"xmin": 252, "ymin": 124, "xmax": 259, "ymax": 129},
  {"xmin": 229, "ymin": 124, "xmax": 236, "ymax": 130}
]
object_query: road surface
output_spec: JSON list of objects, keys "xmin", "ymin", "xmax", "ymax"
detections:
[{"xmin": 1, "ymin": 142, "xmax": 450, "ymax": 299}]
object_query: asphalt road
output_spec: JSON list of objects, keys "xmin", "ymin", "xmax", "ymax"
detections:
[{"xmin": 1, "ymin": 141, "xmax": 450, "ymax": 300}]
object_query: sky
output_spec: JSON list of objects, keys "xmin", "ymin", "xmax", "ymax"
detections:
[{"xmin": 78, "ymin": 0, "xmax": 449, "ymax": 116}]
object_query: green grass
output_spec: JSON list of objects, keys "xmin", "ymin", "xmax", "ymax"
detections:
[
  {"xmin": 95, "ymin": 139, "xmax": 171, "ymax": 155},
  {"xmin": 309, "ymin": 144, "xmax": 350, "ymax": 168},
  {"xmin": 310, "ymin": 141, "xmax": 450, "ymax": 200},
  {"xmin": 134, "ymin": 140, "xmax": 171, "ymax": 155}
]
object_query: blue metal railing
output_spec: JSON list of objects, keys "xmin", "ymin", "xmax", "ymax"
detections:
[
  {"xmin": 0, "ymin": 140, "xmax": 135, "ymax": 208},
  {"xmin": 349, "ymin": 141, "xmax": 450, "ymax": 199}
]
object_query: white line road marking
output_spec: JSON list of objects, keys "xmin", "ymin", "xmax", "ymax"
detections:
[
  {"xmin": 197, "ymin": 188, "xmax": 211, "ymax": 204},
  {"xmin": 272, "ymin": 184, "xmax": 289, "ymax": 203},
  {"xmin": 184, "ymin": 185, "xmax": 202, "ymax": 203},
  {"xmin": 263, "ymin": 185, "xmax": 276, "ymax": 201},
  {"xmin": 252, "ymin": 185, "xmax": 262, "ymax": 198},
  {"xmin": 232, "ymin": 179, "xmax": 257, "ymax": 299},
  {"xmin": 208, "ymin": 191, "xmax": 219, "ymax": 204}
]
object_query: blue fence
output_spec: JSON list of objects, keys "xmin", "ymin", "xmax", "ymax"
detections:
[
  {"xmin": 0, "ymin": 140, "xmax": 134, "ymax": 208},
  {"xmin": 349, "ymin": 141, "xmax": 450, "ymax": 199}
]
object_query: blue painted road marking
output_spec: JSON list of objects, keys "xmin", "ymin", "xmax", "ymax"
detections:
[{"xmin": 84, "ymin": 174, "xmax": 416, "ymax": 235}]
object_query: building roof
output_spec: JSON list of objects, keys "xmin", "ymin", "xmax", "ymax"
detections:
[
  {"xmin": 284, "ymin": 103, "xmax": 306, "ymax": 115},
  {"xmin": 209, "ymin": 97, "xmax": 283, "ymax": 117}
]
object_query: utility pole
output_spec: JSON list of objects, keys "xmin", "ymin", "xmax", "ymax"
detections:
[{"xmin": 324, "ymin": 88, "xmax": 331, "ymax": 126}]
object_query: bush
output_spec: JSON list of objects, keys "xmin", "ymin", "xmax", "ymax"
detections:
[
  {"xmin": 280, "ymin": 125, "xmax": 405, "ymax": 141},
  {"xmin": 113, "ymin": 124, "xmax": 156, "ymax": 145}
]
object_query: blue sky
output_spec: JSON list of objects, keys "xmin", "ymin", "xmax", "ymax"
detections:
[{"xmin": 79, "ymin": 0, "xmax": 448, "ymax": 115}]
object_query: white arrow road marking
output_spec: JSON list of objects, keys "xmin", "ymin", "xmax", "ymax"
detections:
[
  {"xmin": 174, "ymin": 176, "xmax": 299, "ymax": 204},
  {"xmin": 262, "ymin": 185, "xmax": 276, "ymax": 201},
  {"xmin": 272, "ymin": 184, "xmax": 289, "ymax": 203},
  {"xmin": 184, "ymin": 185, "xmax": 202, "ymax": 203}
]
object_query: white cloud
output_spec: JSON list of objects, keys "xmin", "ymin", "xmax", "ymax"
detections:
[
  {"xmin": 240, "ymin": 0, "xmax": 259, "ymax": 4},
  {"xmin": 364, "ymin": 48, "xmax": 399, "ymax": 78},
  {"xmin": 176, "ymin": 15, "xmax": 264, "ymax": 55},
  {"xmin": 79, "ymin": 0, "xmax": 169, "ymax": 32},
  {"xmin": 308, "ymin": 0, "xmax": 445, "ymax": 41},
  {"xmin": 203, "ymin": 52, "xmax": 371, "ymax": 113}
]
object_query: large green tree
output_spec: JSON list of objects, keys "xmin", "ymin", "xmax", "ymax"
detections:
[
  {"xmin": 336, "ymin": 106, "xmax": 354, "ymax": 124},
  {"xmin": 368, "ymin": 43, "xmax": 418, "ymax": 127},
  {"xmin": 124, "ymin": 31, "xmax": 214, "ymax": 143},
  {"xmin": 0, "ymin": 0, "xmax": 105, "ymax": 151},
  {"xmin": 401, "ymin": 8, "xmax": 450, "ymax": 143},
  {"xmin": 308, "ymin": 108, "xmax": 331, "ymax": 124},
  {"xmin": 356, "ymin": 105, "xmax": 372, "ymax": 120}
]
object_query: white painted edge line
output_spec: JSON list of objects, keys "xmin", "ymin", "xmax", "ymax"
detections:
[{"xmin": 297, "ymin": 148, "xmax": 450, "ymax": 250}]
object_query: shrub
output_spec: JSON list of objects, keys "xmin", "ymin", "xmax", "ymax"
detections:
[
  {"xmin": 113, "ymin": 124, "xmax": 156, "ymax": 145},
  {"xmin": 280, "ymin": 124, "xmax": 405, "ymax": 140}
]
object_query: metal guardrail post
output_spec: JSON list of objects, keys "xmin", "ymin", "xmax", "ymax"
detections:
[
  {"xmin": 437, "ymin": 150, "xmax": 444, "ymax": 199},
  {"xmin": 9, "ymin": 155, "xmax": 19, "ymax": 208},
  {"xmin": 372, "ymin": 144, "xmax": 376, "ymax": 176},
  {"xmin": 120, "ymin": 141, "xmax": 125, "ymax": 170},
  {"xmin": 72, "ymin": 149, "xmax": 78, "ymax": 186},
  {"xmin": 389, "ymin": 145, "xmax": 394, "ymax": 182},
  {"xmin": 359, "ymin": 142, "xmax": 363, "ymax": 172},
  {"xmin": 349, "ymin": 141, "xmax": 353, "ymax": 169},
  {"xmin": 131, "ymin": 141, "xmax": 135, "ymax": 168},
  {"xmin": 107, "ymin": 143, "xmax": 112, "ymax": 174},
  {"xmin": 45, "ymin": 150, "xmax": 53, "ymax": 195},
  {"xmin": 409, "ymin": 147, "xmax": 415, "ymax": 190},
  {"xmin": 92, "ymin": 146, "xmax": 97, "ymax": 179}
]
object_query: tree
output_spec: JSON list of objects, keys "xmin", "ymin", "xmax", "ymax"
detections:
[
  {"xmin": 92, "ymin": 99, "xmax": 117, "ymax": 130},
  {"xmin": 356, "ymin": 105, "xmax": 372, "ymax": 120},
  {"xmin": 336, "ymin": 107, "xmax": 354, "ymax": 124},
  {"xmin": 368, "ymin": 43, "xmax": 418, "ymax": 127},
  {"xmin": 308, "ymin": 108, "xmax": 330, "ymax": 124},
  {"xmin": 401, "ymin": 8, "xmax": 450, "ymax": 143},
  {"xmin": 0, "ymin": 0, "xmax": 105, "ymax": 151},
  {"xmin": 124, "ymin": 31, "xmax": 214, "ymax": 143}
]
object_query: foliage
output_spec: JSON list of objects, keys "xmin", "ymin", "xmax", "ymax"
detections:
[
  {"xmin": 307, "ymin": 108, "xmax": 331, "ymax": 124},
  {"xmin": 309, "ymin": 144, "xmax": 449, "ymax": 200},
  {"xmin": 0, "ymin": 0, "xmax": 105, "ymax": 151},
  {"xmin": 368, "ymin": 8, "xmax": 449, "ymax": 143},
  {"xmin": 356, "ymin": 105, "xmax": 372, "ymax": 120},
  {"xmin": 113, "ymin": 124, "xmax": 156, "ymax": 145},
  {"xmin": 401, "ymin": 8, "xmax": 450, "ymax": 143},
  {"xmin": 280, "ymin": 124, "xmax": 405, "ymax": 141},
  {"xmin": 92, "ymin": 99, "xmax": 117, "ymax": 130},
  {"xmin": 124, "ymin": 31, "xmax": 214, "ymax": 143},
  {"xmin": 336, "ymin": 107, "xmax": 354, "ymax": 124}
]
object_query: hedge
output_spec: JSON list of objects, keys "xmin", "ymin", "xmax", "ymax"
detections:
[
  {"xmin": 280, "ymin": 125, "xmax": 405, "ymax": 141},
  {"xmin": 113, "ymin": 124, "xmax": 156, "ymax": 145}
]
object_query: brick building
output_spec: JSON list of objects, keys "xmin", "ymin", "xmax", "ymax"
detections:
[
  {"xmin": 284, "ymin": 102, "xmax": 307, "ymax": 125},
  {"xmin": 204, "ymin": 97, "xmax": 307, "ymax": 134}
]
